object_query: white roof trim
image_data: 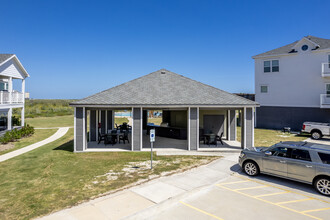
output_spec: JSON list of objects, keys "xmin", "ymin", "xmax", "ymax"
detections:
[
  {"xmin": 0, "ymin": 55, "xmax": 30, "ymax": 78},
  {"xmin": 291, "ymin": 37, "xmax": 320, "ymax": 49}
]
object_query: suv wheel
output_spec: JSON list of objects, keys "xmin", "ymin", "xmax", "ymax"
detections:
[
  {"xmin": 314, "ymin": 177, "xmax": 330, "ymax": 196},
  {"xmin": 243, "ymin": 161, "xmax": 259, "ymax": 176},
  {"xmin": 311, "ymin": 131, "xmax": 322, "ymax": 140}
]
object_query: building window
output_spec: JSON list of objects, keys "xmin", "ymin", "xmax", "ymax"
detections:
[
  {"xmin": 0, "ymin": 81, "xmax": 8, "ymax": 91},
  {"xmin": 326, "ymin": 84, "xmax": 330, "ymax": 96},
  {"xmin": 264, "ymin": 60, "xmax": 279, "ymax": 72},
  {"xmin": 328, "ymin": 54, "xmax": 330, "ymax": 68},
  {"xmin": 261, "ymin": 85, "xmax": 268, "ymax": 93},
  {"xmin": 301, "ymin": 45, "xmax": 308, "ymax": 51}
]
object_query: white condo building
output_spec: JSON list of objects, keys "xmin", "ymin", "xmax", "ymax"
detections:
[
  {"xmin": 0, "ymin": 54, "xmax": 29, "ymax": 131},
  {"xmin": 253, "ymin": 35, "xmax": 330, "ymax": 130}
]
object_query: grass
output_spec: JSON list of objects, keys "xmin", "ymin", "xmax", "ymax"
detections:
[
  {"xmin": 13, "ymin": 99, "xmax": 76, "ymax": 118},
  {"xmin": 114, "ymin": 117, "xmax": 129, "ymax": 125},
  {"xmin": 0, "ymin": 128, "xmax": 217, "ymax": 220},
  {"xmin": 0, "ymin": 129, "xmax": 57, "ymax": 156},
  {"xmin": 237, "ymin": 127, "xmax": 309, "ymax": 147},
  {"xmin": 148, "ymin": 117, "xmax": 162, "ymax": 125},
  {"xmin": 25, "ymin": 115, "xmax": 73, "ymax": 128}
]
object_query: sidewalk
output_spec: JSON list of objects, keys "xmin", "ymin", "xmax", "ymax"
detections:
[
  {"xmin": 39, "ymin": 153, "xmax": 239, "ymax": 220},
  {"xmin": 0, "ymin": 127, "xmax": 69, "ymax": 162}
]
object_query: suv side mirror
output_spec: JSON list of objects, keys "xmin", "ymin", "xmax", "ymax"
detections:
[{"xmin": 265, "ymin": 151, "xmax": 272, "ymax": 156}]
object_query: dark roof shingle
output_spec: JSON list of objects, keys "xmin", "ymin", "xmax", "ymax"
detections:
[
  {"xmin": 0, "ymin": 54, "xmax": 14, "ymax": 65},
  {"xmin": 72, "ymin": 69, "xmax": 258, "ymax": 106}
]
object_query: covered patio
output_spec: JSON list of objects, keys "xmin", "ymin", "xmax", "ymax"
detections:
[{"xmin": 71, "ymin": 69, "xmax": 259, "ymax": 152}]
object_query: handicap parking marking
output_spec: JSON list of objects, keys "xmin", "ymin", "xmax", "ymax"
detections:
[
  {"xmin": 302, "ymin": 207, "xmax": 330, "ymax": 213},
  {"xmin": 276, "ymin": 198, "xmax": 313, "ymax": 205},
  {"xmin": 234, "ymin": 185, "xmax": 268, "ymax": 191},
  {"xmin": 179, "ymin": 201, "xmax": 224, "ymax": 220},
  {"xmin": 254, "ymin": 191, "xmax": 289, "ymax": 198}
]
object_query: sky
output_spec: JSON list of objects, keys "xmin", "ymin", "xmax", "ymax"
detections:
[{"xmin": 1, "ymin": 0, "xmax": 330, "ymax": 99}]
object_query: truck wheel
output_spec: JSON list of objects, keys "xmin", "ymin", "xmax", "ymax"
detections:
[{"xmin": 311, "ymin": 131, "xmax": 322, "ymax": 140}]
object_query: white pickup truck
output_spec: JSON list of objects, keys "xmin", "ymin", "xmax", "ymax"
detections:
[{"xmin": 302, "ymin": 122, "xmax": 330, "ymax": 140}]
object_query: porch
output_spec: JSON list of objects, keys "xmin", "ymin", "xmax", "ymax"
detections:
[{"xmin": 76, "ymin": 106, "xmax": 254, "ymax": 152}]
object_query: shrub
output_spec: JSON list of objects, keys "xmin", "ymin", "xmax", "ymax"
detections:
[{"xmin": 0, "ymin": 124, "xmax": 35, "ymax": 144}]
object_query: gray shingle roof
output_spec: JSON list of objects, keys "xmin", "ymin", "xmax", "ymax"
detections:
[
  {"xmin": 72, "ymin": 69, "xmax": 258, "ymax": 106},
  {"xmin": 253, "ymin": 36, "xmax": 330, "ymax": 58},
  {"xmin": 0, "ymin": 54, "xmax": 14, "ymax": 65}
]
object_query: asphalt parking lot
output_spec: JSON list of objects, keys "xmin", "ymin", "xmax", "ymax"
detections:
[{"xmin": 151, "ymin": 173, "xmax": 330, "ymax": 220}]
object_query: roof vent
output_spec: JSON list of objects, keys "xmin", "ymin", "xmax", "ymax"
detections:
[{"xmin": 161, "ymin": 71, "xmax": 166, "ymax": 74}]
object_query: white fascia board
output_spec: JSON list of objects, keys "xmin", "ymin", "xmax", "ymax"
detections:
[
  {"xmin": 252, "ymin": 53, "xmax": 296, "ymax": 59},
  {"xmin": 291, "ymin": 37, "xmax": 319, "ymax": 49},
  {"xmin": 0, "ymin": 55, "xmax": 30, "ymax": 78},
  {"xmin": 70, "ymin": 104, "xmax": 260, "ymax": 108},
  {"xmin": 259, "ymin": 103, "xmax": 321, "ymax": 108}
]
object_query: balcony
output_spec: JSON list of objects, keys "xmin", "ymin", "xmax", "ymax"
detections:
[
  {"xmin": 321, "ymin": 63, "xmax": 330, "ymax": 77},
  {"xmin": 0, "ymin": 91, "xmax": 24, "ymax": 105},
  {"xmin": 320, "ymin": 94, "xmax": 330, "ymax": 108}
]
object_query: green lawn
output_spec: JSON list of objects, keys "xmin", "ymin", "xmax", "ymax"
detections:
[
  {"xmin": 237, "ymin": 127, "xmax": 308, "ymax": 147},
  {"xmin": 0, "ymin": 128, "xmax": 217, "ymax": 220},
  {"xmin": 114, "ymin": 117, "xmax": 129, "ymax": 125},
  {"xmin": 25, "ymin": 115, "xmax": 73, "ymax": 128},
  {"xmin": 0, "ymin": 129, "xmax": 57, "ymax": 156}
]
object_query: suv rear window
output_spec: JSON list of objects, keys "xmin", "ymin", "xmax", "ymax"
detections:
[
  {"xmin": 291, "ymin": 149, "xmax": 311, "ymax": 161},
  {"xmin": 318, "ymin": 153, "xmax": 330, "ymax": 164}
]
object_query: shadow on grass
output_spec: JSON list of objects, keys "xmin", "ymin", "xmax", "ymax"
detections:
[{"xmin": 53, "ymin": 140, "xmax": 74, "ymax": 152}]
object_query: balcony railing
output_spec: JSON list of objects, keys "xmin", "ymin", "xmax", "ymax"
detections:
[
  {"xmin": 320, "ymin": 94, "xmax": 330, "ymax": 108},
  {"xmin": 321, "ymin": 63, "xmax": 330, "ymax": 77},
  {"xmin": 0, "ymin": 91, "xmax": 24, "ymax": 104}
]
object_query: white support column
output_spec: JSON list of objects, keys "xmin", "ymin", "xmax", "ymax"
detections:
[
  {"xmin": 197, "ymin": 107, "xmax": 199, "ymax": 150},
  {"xmin": 83, "ymin": 107, "xmax": 86, "ymax": 150},
  {"xmin": 105, "ymin": 110, "xmax": 108, "ymax": 133},
  {"xmin": 188, "ymin": 107, "xmax": 191, "ymax": 151},
  {"xmin": 7, "ymin": 108, "xmax": 12, "ymax": 130},
  {"xmin": 96, "ymin": 110, "xmax": 99, "ymax": 141},
  {"xmin": 21, "ymin": 106, "xmax": 25, "ymax": 127},
  {"xmin": 112, "ymin": 110, "xmax": 115, "ymax": 129},
  {"xmin": 74, "ymin": 107, "xmax": 76, "ymax": 152},
  {"xmin": 243, "ymin": 107, "xmax": 247, "ymax": 149},
  {"xmin": 8, "ymin": 77, "xmax": 12, "ymax": 104},
  {"xmin": 227, "ymin": 110, "xmax": 230, "ymax": 140},
  {"xmin": 131, "ymin": 107, "xmax": 134, "ymax": 151},
  {"xmin": 252, "ymin": 107, "xmax": 255, "ymax": 148},
  {"xmin": 140, "ymin": 107, "xmax": 143, "ymax": 151}
]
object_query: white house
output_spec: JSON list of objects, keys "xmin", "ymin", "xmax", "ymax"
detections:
[
  {"xmin": 0, "ymin": 54, "xmax": 29, "ymax": 131},
  {"xmin": 253, "ymin": 35, "xmax": 330, "ymax": 130}
]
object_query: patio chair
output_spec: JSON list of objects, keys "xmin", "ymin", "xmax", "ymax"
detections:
[
  {"xmin": 206, "ymin": 134, "xmax": 217, "ymax": 147},
  {"xmin": 119, "ymin": 131, "xmax": 129, "ymax": 144},
  {"xmin": 216, "ymin": 132, "xmax": 224, "ymax": 145},
  {"xmin": 98, "ymin": 130, "xmax": 106, "ymax": 144}
]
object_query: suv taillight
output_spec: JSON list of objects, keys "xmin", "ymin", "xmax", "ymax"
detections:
[{"xmin": 302, "ymin": 125, "xmax": 305, "ymax": 130}]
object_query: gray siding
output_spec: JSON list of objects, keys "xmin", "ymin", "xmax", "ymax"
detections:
[
  {"xmin": 189, "ymin": 108, "xmax": 198, "ymax": 151},
  {"xmin": 101, "ymin": 110, "xmax": 106, "ymax": 133},
  {"xmin": 75, "ymin": 107, "xmax": 84, "ymax": 152},
  {"xmin": 257, "ymin": 106, "xmax": 330, "ymax": 131},
  {"xmin": 107, "ymin": 110, "xmax": 113, "ymax": 131},
  {"xmin": 133, "ymin": 108, "xmax": 141, "ymax": 151},
  {"xmin": 229, "ymin": 110, "xmax": 236, "ymax": 141},
  {"xmin": 245, "ymin": 108, "xmax": 253, "ymax": 149},
  {"xmin": 90, "ymin": 110, "xmax": 96, "ymax": 141}
]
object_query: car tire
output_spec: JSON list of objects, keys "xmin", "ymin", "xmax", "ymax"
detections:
[
  {"xmin": 314, "ymin": 177, "xmax": 330, "ymax": 196},
  {"xmin": 311, "ymin": 131, "xmax": 322, "ymax": 140},
  {"xmin": 243, "ymin": 161, "xmax": 259, "ymax": 176}
]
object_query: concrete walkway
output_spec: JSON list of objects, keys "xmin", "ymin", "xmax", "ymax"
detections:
[
  {"xmin": 39, "ymin": 153, "xmax": 239, "ymax": 220},
  {"xmin": 0, "ymin": 127, "xmax": 70, "ymax": 162}
]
